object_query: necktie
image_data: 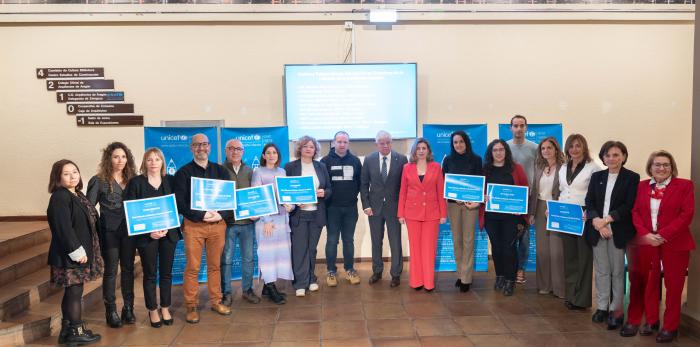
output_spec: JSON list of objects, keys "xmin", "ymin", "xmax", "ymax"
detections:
[{"xmin": 381, "ymin": 156, "xmax": 388, "ymax": 182}]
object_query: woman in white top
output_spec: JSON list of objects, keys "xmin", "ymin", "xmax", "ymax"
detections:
[
  {"xmin": 284, "ymin": 136, "xmax": 332, "ymax": 297},
  {"xmin": 528, "ymin": 137, "xmax": 566, "ymax": 298},
  {"xmin": 558, "ymin": 134, "xmax": 600, "ymax": 311}
]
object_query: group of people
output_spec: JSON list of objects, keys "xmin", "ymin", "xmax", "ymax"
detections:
[{"xmin": 45, "ymin": 115, "xmax": 694, "ymax": 346}]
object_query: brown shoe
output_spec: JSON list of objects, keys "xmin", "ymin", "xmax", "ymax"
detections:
[
  {"xmin": 211, "ymin": 303, "xmax": 232, "ymax": 316},
  {"xmin": 185, "ymin": 307, "xmax": 199, "ymax": 324}
]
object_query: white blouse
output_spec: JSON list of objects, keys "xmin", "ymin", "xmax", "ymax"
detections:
[
  {"xmin": 300, "ymin": 161, "xmax": 320, "ymax": 211},
  {"xmin": 538, "ymin": 171, "xmax": 555, "ymax": 201},
  {"xmin": 558, "ymin": 161, "xmax": 601, "ymax": 206}
]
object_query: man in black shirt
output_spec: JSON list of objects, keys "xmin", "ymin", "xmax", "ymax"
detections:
[
  {"xmin": 174, "ymin": 133, "xmax": 232, "ymax": 324},
  {"xmin": 321, "ymin": 131, "xmax": 363, "ymax": 286}
]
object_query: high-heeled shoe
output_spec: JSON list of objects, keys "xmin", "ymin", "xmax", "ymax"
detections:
[
  {"xmin": 160, "ymin": 308, "xmax": 174, "ymax": 326},
  {"xmin": 149, "ymin": 310, "xmax": 162, "ymax": 328}
]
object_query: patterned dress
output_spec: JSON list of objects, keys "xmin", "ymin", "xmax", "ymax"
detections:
[{"xmin": 251, "ymin": 166, "xmax": 294, "ymax": 283}]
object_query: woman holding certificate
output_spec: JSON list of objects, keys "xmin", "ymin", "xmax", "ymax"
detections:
[
  {"xmin": 480, "ymin": 139, "xmax": 529, "ymax": 296},
  {"xmin": 123, "ymin": 148, "xmax": 181, "ymax": 328},
  {"xmin": 284, "ymin": 136, "xmax": 332, "ymax": 297},
  {"xmin": 584, "ymin": 141, "xmax": 639, "ymax": 330},
  {"xmin": 621, "ymin": 151, "xmax": 695, "ymax": 343},
  {"xmin": 528, "ymin": 136, "xmax": 566, "ymax": 298},
  {"xmin": 442, "ymin": 130, "xmax": 482, "ymax": 293},
  {"xmin": 398, "ymin": 138, "xmax": 447, "ymax": 292},
  {"xmin": 558, "ymin": 134, "xmax": 600, "ymax": 311},
  {"xmin": 252, "ymin": 143, "xmax": 294, "ymax": 305},
  {"xmin": 47, "ymin": 159, "xmax": 103, "ymax": 346},
  {"xmin": 87, "ymin": 142, "xmax": 138, "ymax": 328}
]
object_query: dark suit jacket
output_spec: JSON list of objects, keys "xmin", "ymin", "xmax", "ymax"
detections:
[
  {"xmin": 284, "ymin": 159, "xmax": 332, "ymax": 228},
  {"xmin": 397, "ymin": 162, "xmax": 447, "ymax": 222},
  {"xmin": 584, "ymin": 167, "xmax": 640, "ymax": 249},
  {"xmin": 631, "ymin": 177, "xmax": 696, "ymax": 251},
  {"xmin": 360, "ymin": 150, "xmax": 408, "ymax": 217},
  {"xmin": 122, "ymin": 174, "xmax": 182, "ymax": 248},
  {"xmin": 47, "ymin": 188, "xmax": 97, "ymax": 269}
]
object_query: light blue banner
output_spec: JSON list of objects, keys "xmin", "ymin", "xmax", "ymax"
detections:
[
  {"xmin": 220, "ymin": 126, "xmax": 290, "ymax": 169},
  {"xmin": 547, "ymin": 200, "xmax": 585, "ymax": 236},
  {"xmin": 234, "ymin": 184, "xmax": 279, "ymax": 220},
  {"xmin": 124, "ymin": 194, "xmax": 180, "ymax": 236},
  {"xmin": 276, "ymin": 175, "xmax": 317, "ymax": 204},
  {"xmin": 422, "ymin": 124, "xmax": 488, "ymax": 272},
  {"xmin": 498, "ymin": 123, "xmax": 563, "ymax": 146},
  {"xmin": 486, "ymin": 184, "xmax": 529, "ymax": 215},
  {"xmin": 444, "ymin": 174, "xmax": 485, "ymax": 203},
  {"xmin": 190, "ymin": 177, "xmax": 236, "ymax": 211}
]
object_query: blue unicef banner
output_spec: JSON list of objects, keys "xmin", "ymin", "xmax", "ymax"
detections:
[
  {"xmin": 220, "ymin": 126, "xmax": 290, "ymax": 169},
  {"xmin": 144, "ymin": 127, "xmax": 220, "ymax": 284},
  {"xmin": 498, "ymin": 123, "xmax": 562, "ymax": 272},
  {"xmin": 422, "ymin": 124, "xmax": 488, "ymax": 272}
]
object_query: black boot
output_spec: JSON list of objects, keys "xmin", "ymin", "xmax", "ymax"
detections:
[
  {"xmin": 502, "ymin": 280, "xmax": 515, "ymax": 296},
  {"xmin": 64, "ymin": 321, "xmax": 101, "ymax": 346},
  {"xmin": 121, "ymin": 306, "xmax": 136, "ymax": 324},
  {"xmin": 262, "ymin": 283, "xmax": 271, "ymax": 297},
  {"xmin": 494, "ymin": 276, "xmax": 505, "ymax": 291},
  {"xmin": 105, "ymin": 304, "xmax": 122, "ymax": 328},
  {"xmin": 57, "ymin": 319, "xmax": 70, "ymax": 344},
  {"xmin": 267, "ymin": 283, "xmax": 287, "ymax": 305}
]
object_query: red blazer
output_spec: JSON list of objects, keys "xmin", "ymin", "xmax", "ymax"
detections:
[
  {"xmin": 397, "ymin": 161, "xmax": 447, "ymax": 222},
  {"xmin": 479, "ymin": 163, "xmax": 529, "ymax": 230},
  {"xmin": 631, "ymin": 178, "xmax": 695, "ymax": 251}
]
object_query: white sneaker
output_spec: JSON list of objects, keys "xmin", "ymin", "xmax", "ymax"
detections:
[
  {"xmin": 309, "ymin": 283, "xmax": 319, "ymax": 292},
  {"xmin": 295, "ymin": 289, "xmax": 306, "ymax": 297}
]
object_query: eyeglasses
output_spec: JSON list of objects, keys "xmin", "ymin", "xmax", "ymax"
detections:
[
  {"xmin": 192, "ymin": 142, "xmax": 210, "ymax": 148},
  {"xmin": 653, "ymin": 163, "xmax": 671, "ymax": 169},
  {"xmin": 226, "ymin": 146, "xmax": 244, "ymax": 152}
]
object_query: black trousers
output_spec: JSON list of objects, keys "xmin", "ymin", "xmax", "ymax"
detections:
[
  {"xmin": 100, "ymin": 229, "xmax": 136, "ymax": 307},
  {"xmin": 484, "ymin": 216, "xmax": 519, "ymax": 281},
  {"xmin": 137, "ymin": 237, "xmax": 177, "ymax": 311}
]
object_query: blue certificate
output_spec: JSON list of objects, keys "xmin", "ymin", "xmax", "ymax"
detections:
[
  {"xmin": 123, "ymin": 194, "xmax": 181, "ymax": 236},
  {"xmin": 190, "ymin": 177, "xmax": 236, "ymax": 211},
  {"xmin": 275, "ymin": 176, "xmax": 317, "ymax": 204},
  {"xmin": 485, "ymin": 184, "xmax": 529, "ymax": 215},
  {"xmin": 234, "ymin": 184, "xmax": 279, "ymax": 220},
  {"xmin": 444, "ymin": 174, "xmax": 485, "ymax": 203},
  {"xmin": 546, "ymin": 200, "xmax": 585, "ymax": 236}
]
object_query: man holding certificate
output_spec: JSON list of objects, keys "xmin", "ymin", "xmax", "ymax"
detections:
[
  {"xmin": 173, "ymin": 133, "xmax": 233, "ymax": 323},
  {"xmin": 480, "ymin": 139, "xmax": 529, "ymax": 296}
]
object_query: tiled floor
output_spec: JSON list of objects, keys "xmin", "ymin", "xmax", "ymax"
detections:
[{"xmin": 27, "ymin": 262, "xmax": 700, "ymax": 346}]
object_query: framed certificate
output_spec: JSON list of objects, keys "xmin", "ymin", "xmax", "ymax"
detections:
[
  {"xmin": 234, "ymin": 184, "xmax": 279, "ymax": 220},
  {"xmin": 124, "ymin": 194, "xmax": 181, "ymax": 236},
  {"xmin": 485, "ymin": 184, "xmax": 529, "ymax": 215},
  {"xmin": 443, "ymin": 174, "xmax": 485, "ymax": 203},
  {"xmin": 546, "ymin": 200, "xmax": 585, "ymax": 236},
  {"xmin": 275, "ymin": 176, "xmax": 317, "ymax": 204},
  {"xmin": 190, "ymin": 177, "xmax": 236, "ymax": 211}
]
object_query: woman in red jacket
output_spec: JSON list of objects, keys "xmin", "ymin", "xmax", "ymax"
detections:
[
  {"xmin": 621, "ymin": 150, "xmax": 695, "ymax": 343},
  {"xmin": 480, "ymin": 139, "xmax": 529, "ymax": 296},
  {"xmin": 398, "ymin": 138, "xmax": 447, "ymax": 292}
]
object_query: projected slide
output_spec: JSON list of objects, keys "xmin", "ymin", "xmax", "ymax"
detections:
[{"xmin": 284, "ymin": 63, "xmax": 417, "ymax": 140}]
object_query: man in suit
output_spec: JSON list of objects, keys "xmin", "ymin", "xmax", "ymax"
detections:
[{"xmin": 360, "ymin": 130, "xmax": 408, "ymax": 287}]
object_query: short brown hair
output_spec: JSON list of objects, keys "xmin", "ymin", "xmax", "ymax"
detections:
[
  {"xmin": 294, "ymin": 135, "xmax": 320, "ymax": 159},
  {"xmin": 510, "ymin": 115, "xmax": 527, "ymax": 126},
  {"xmin": 645, "ymin": 150, "xmax": 678, "ymax": 178},
  {"xmin": 140, "ymin": 147, "xmax": 166, "ymax": 176},
  {"xmin": 564, "ymin": 134, "xmax": 592, "ymax": 163},
  {"xmin": 48, "ymin": 159, "xmax": 83, "ymax": 193},
  {"xmin": 598, "ymin": 141, "xmax": 628, "ymax": 166},
  {"xmin": 409, "ymin": 138, "xmax": 434, "ymax": 163}
]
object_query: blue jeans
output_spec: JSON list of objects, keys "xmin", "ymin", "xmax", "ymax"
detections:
[
  {"xmin": 516, "ymin": 226, "xmax": 530, "ymax": 271},
  {"xmin": 325, "ymin": 205, "xmax": 358, "ymax": 273},
  {"xmin": 221, "ymin": 223, "xmax": 255, "ymax": 293}
]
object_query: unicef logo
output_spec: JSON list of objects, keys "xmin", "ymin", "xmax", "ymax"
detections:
[
  {"xmin": 527, "ymin": 131, "xmax": 535, "ymax": 138},
  {"xmin": 254, "ymin": 135, "xmax": 261, "ymax": 141},
  {"xmin": 160, "ymin": 134, "xmax": 189, "ymax": 142},
  {"xmin": 180, "ymin": 135, "xmax": 188, "ymax": 141},
  {"xmin": 436, "ymin": 132, "xmax": 452, "ymax": 138}
]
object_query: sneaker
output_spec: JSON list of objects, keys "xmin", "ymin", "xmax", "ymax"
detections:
[
  {"xmin": 326, "ymin": 272, "xmax": 338, "ymax": 287},
  {"xmin": 309, "ymin": 283, "xmax": 319, "ymax": 292},
  {"xmin": 516, "ymin": 270, "xmax": 526, "ymax": 284},
  {"xmin": 345, "ymin": 270, "xmax": 361, "ymax": 285},
  {"xmin": 295, "ymin": 289, "xmax": 306, "ymax": 297}
]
